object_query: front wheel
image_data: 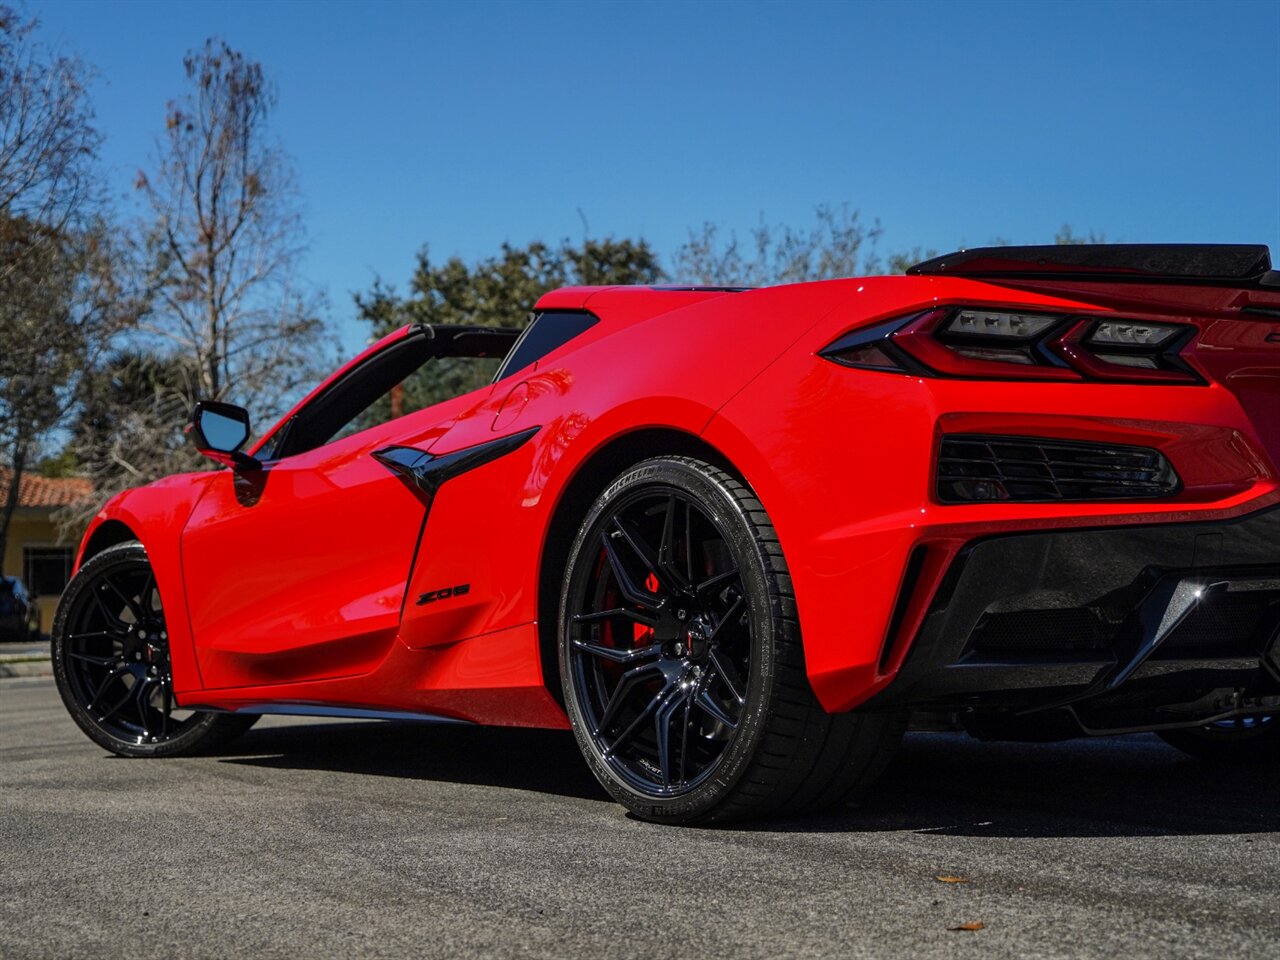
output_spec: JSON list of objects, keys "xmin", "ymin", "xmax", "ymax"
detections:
[
  {"xmin": 52, "ymin": 542, "xmax": 257, "ymax": 758},
  {"xmin": 558, "ymin": 456, "xmax": 904, "ymax": 824}
]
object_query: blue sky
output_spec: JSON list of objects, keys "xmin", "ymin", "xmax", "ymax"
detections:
[{"xmin": 31, "ymin": 0, "xmax": 1280, "ymax": 356}]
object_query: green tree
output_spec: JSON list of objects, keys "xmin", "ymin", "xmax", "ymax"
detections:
[
  {"xmin": 70, "ymin": 349, "xmax": 199, "ymax": 490},
  {"xmin": 355, "ymin": 237, "xmax": 662, "ymax": 414}
]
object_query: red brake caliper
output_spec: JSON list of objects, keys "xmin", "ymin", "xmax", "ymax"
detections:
[{"xmin": 634, "ymin": 573, "xmax": 661, "ymax": 646}]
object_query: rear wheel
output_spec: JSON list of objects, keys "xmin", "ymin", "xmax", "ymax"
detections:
[
  {"xmin": 1158, "ymin": 716, "xmax": 1280, "ymax": 762},
  {"xmin": 52, "ymin": 542, "xmax": 257, "ymax": 757},
  {"xmin": 558, "ymin": 456, "xmax": 905, "ymax": 824}
]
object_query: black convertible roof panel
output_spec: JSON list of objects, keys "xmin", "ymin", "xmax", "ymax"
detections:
[{"xmin": 908, "ymin": 244, "xmax": 1276, "ymax": 287}]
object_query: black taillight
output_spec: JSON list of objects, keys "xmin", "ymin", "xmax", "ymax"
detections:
[{"xmin": 821, "ymin": 308, "xmax": 1202, "ymax": 384}]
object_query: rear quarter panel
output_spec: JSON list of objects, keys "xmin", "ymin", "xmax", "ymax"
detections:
[{"xmin": 399, "ymin": 281, "xmax": 854, "ymax": 652}]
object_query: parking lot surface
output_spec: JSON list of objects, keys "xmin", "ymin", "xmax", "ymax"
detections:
[{"xmin": 2, "ymin": 677, "xmax": 1277, "ymax": 959}]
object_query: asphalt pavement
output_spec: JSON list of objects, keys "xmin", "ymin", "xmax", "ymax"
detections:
[{"xmin": 2, "ymin": 676, "xmax": 1278, "ymax": 959}]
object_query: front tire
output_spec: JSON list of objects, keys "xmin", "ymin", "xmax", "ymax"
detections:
[
  {"xmin": 558, "ymin": 456, "xmax": 904, "ymax": 824},
  {"xmin": 52, "ymin": 542, "xmax": 257, "ymax": 758}
]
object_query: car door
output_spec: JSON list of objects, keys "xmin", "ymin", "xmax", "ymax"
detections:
[
  {"xmin": 179, "ymin": 327, "xmax": 513, "ymax": 692},
  {"xmin": 394, "ymin": 310, "xmax": 601, "ymax": 650}
]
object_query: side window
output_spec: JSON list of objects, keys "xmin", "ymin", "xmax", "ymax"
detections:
[
  {"xmin": 261, "ymin": 326, "xmax": 519, "ymax": 461},
  {"xmin": 494, "ymin": 311, "xmax": 598, "ymax": 381},
  {"xmin": 362, "ymin": 350, "xmax": 501, "ymax": 430}
]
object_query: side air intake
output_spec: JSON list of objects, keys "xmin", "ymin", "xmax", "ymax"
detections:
[{"xmin": 937, "ymin": 434, "xmax": 1180, "ymax": 503}]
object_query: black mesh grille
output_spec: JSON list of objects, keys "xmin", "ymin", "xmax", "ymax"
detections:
[
  {"xmin": 938, "ymin": 435, "xmax": 1179, "ymax": 503},
  {"xmin": 1159, "ymin": 591, "xmax": 1280, "ymax": 654},
  {"xmin": 971, "ymin": 608, "xmax": 1110, "ymax": 653}
]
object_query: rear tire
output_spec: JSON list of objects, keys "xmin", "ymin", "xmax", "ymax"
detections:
[
  {"xmin": 52, "ymin": 542, "xmax": 258, "ymax": 758},
  {"xmin": 558, "ymin": 456, "xmax": 905, "ymax": 825},
  {"xmin": 1158, "ymin": 716, "xmax": 1280, "ymax": 762}
]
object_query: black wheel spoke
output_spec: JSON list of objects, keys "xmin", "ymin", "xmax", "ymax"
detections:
[
  {"xmin": 68, "ymin": 651, "xmax": 119, "ymax": 668},
  {"xmin": 678, "ymin": 695, "xmax": 692, "ymax": 785},
  {"xmin": 600, "ymin": 531, "xmax": 663, "ymax": 612},
  {"xmin": 605, "ymin": 680, "xmax": 672, "ymax": 756},
  {"xmin": 695, "ymin": 567, "xmax": 740, "ymax": 598},
  {"xmin": 695, "ymin": 687, "xmax": 738, "ymax": 730},
  {"xmin": 88, "ymin": 665, "xmax": 129, "ymax": 710},
  {"xmin": 572, "ymin": 638, "xmax": 661, "ymax": 665},
  {"xmin": 571, "ymin": 607, "xmax": 659, "ymax": 627},
  {"xmin": 159, "ymin": 684, "xmax": 171, "ymax": 739},
  {"xmin": 594, "ymin": 661, "xmax": 663, "ymax": 735},
  {"xmin": 101, "ymin": 574, "xmax": 146, "ymax": 622},
  {"xmin": 683, "ymin": 498, "xmax": 695, "ymax": 588},
  {"xmin": 656, "ymin": 495, "xmax": 692, "ymax": 592},
  {"xmin": 91, "ymin": 587, "xmax": 129, "ymax": 630},
  {"xmin": 69, "ymin": 630, "xmax": 126, "ymax": 644},
  {"xmin": 709, "ymin": 649, "xmax": 747, "ymax": 705},
  {"xmin": 133, "ymin": 680, "xmax": 152, "ymax": 738},
  {"xmin": 654, "ymin": 686, "xmax": 689, "ymax": 788},
  {"xmin": 139, "ymin": 571, "xmax": 156, "ymax": 614},
  {"xmin": 98, "ymin": 681, "xmax": 136, "ymax": 722},
  {"xmin": 709, "ymin": 595, "xmax": 745, "ymax": 642},
  {"xmin": 612, "ymin": 515, "xmax": 665, "ymax": 586}
]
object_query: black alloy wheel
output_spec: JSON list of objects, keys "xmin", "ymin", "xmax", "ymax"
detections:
[
  {"xmin": 52, "ymin": 542, "xmax": 256, "ymax": 757},
  {"xmin": 567, "ymin": 479, "xmax": 750, "ymax": 797},
  {"xmin": 559, "ymin": 456, "xmax": 906, "ymax": 824}
]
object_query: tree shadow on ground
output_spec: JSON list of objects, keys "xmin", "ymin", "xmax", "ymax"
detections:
[{"xmin": 220, "ymin": 721, "xmax": 1280, "ymax": 837}]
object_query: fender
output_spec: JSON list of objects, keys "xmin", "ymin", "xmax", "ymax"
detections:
[{"xmin": 75, "ymin": 471, "xmax": 219, "ymax": 693}]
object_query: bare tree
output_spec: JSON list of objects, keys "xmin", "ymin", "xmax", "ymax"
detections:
[
  {"xmin": 1055, "ymin": 224, "xmax": 1107, "ymax": 245},
  {"xmin": 671, "ymin": 204, "xmax": 886, "ymax": 286},
  {"xmin": 0, "ymin": 9, "xmax": 130, "ymax": 562},
  {"xmin": 64, "ymin": 39, "xmax": 330, "ymax": 527},
  {"xmin": 0, "ymin": 7, "xmax": 97, "ymax": 281},
  {"xmin": 135, "ymin": 38, "xmax": 326, "ymax": 412}
]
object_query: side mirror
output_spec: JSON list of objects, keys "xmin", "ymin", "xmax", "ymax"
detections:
[{"xmin": 187, "ymin": 401, "xmax": 260, "ymax": 470}]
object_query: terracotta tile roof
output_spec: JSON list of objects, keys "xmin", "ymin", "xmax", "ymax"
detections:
[{"xmin": 0, "ymin": 468, "xmax": 93, "ymax": 508}]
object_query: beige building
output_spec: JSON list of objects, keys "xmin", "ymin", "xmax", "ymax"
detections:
[{"xmin": 0, "ymin": 469, "xmax": 93, "ymax": 635}]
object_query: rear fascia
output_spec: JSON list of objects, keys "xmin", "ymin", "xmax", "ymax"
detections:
[
  {"xmin": 871, "ymin": 502, "xmax": 1280, "ymax": 712},
  {"xmin": 704, "ymin": 275, "xmax": 1280, "ymax": 713}
]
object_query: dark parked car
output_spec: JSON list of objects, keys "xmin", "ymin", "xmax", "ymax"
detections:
[{"xmin": 0, "ymin": 576, "xmax": 39, "ymax": 642}]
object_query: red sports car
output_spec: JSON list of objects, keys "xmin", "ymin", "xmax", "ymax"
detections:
[{"xmin": 53, "ymin": 244, "xmax": 1280, "ymax": 823}]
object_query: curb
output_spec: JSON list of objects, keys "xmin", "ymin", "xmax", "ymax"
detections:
[{"xmin": 0, "ymin": 659, "xmax": 52, "ymax": 678}]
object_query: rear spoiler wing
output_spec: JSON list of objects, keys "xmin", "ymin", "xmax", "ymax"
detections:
[{"xmin": 908, "ymin": 244, "xmax": 1278, "ymax": 289}]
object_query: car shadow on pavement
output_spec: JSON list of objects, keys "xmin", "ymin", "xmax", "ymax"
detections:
[
  {"xmin": 791, "ymin": 732, "xmax": 1280, "ymax": 839},
  {"xmin": 220, "ymin": 722, "xmax": 1280, "ymax": 836},
  {"xmin": 219, "ymin": 719, "xmax": 610, "ymax": 803}
]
